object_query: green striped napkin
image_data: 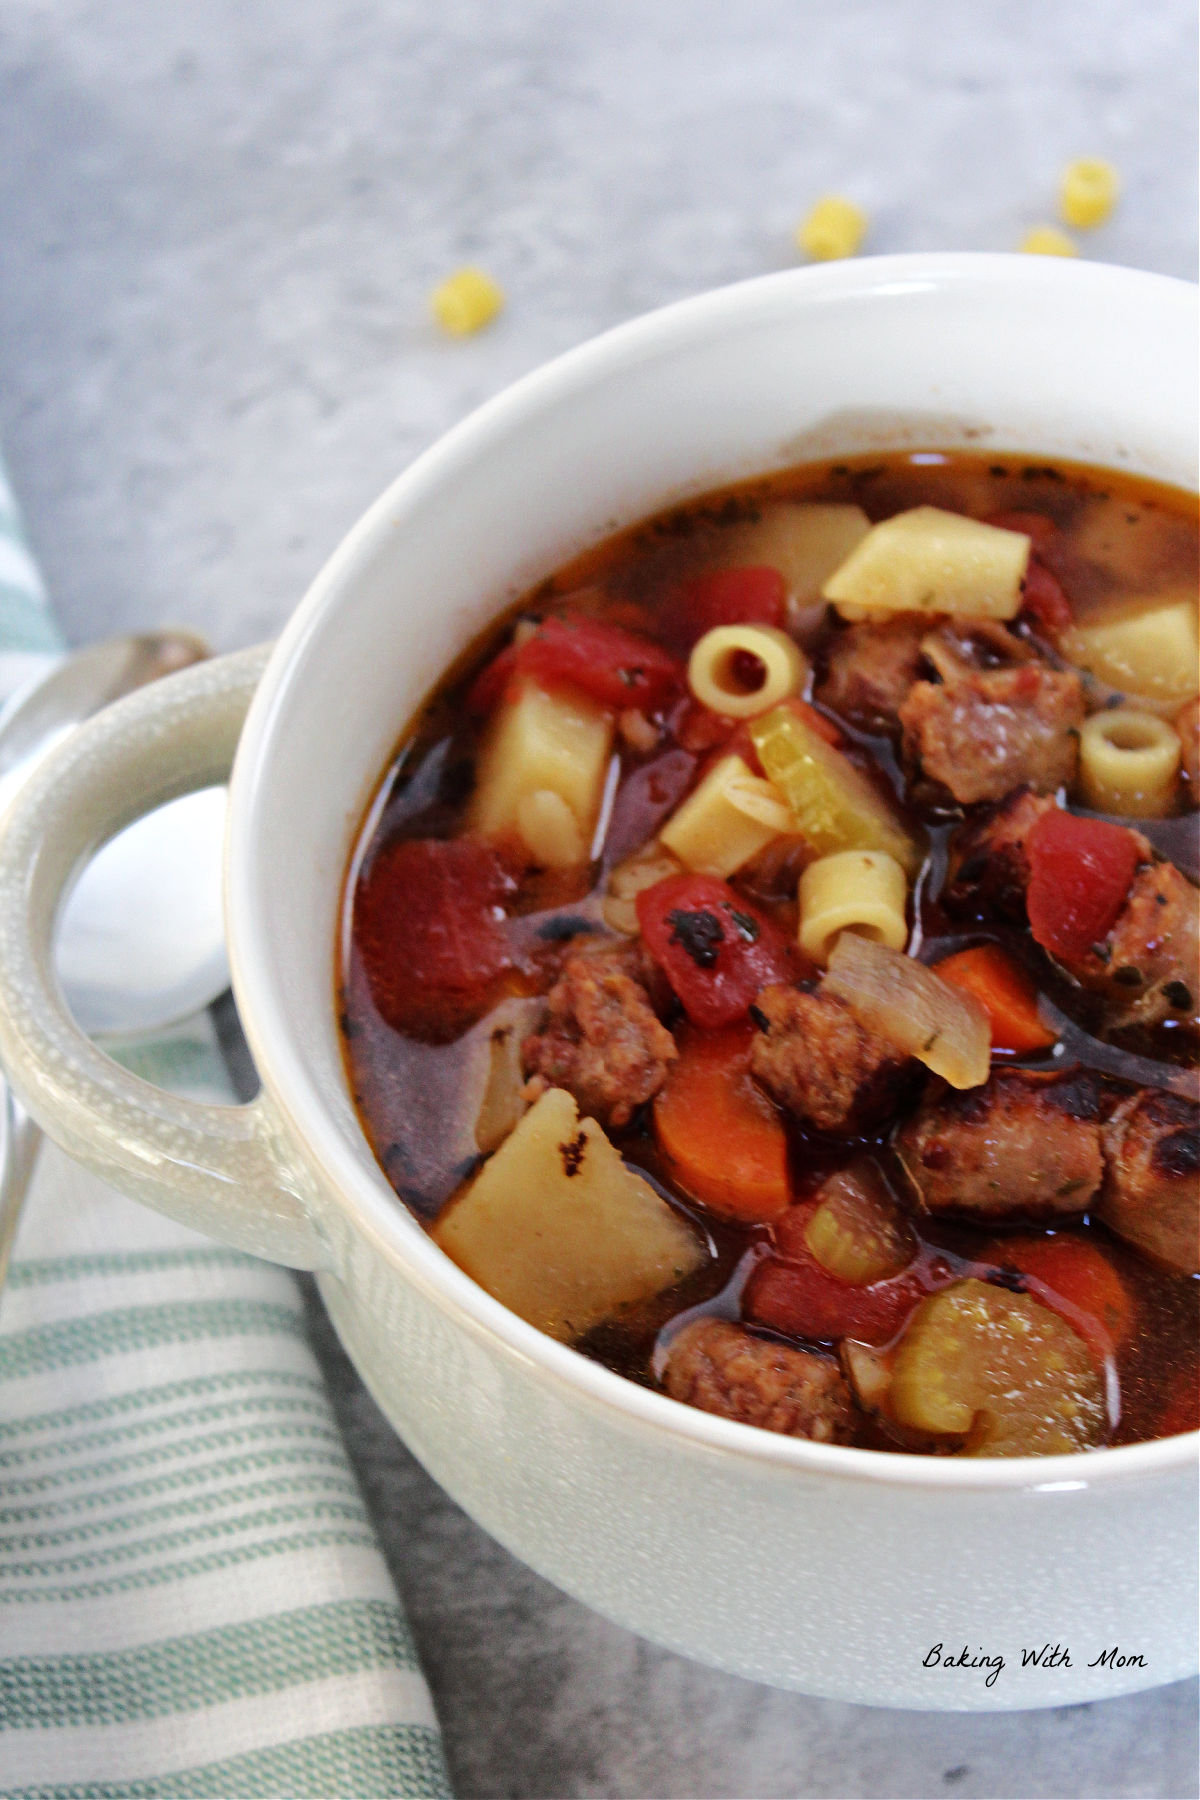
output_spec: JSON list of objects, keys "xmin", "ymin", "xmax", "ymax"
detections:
[{"xmin": 0, "ymin": 460, "xmax": 452, "ymax": 1799}]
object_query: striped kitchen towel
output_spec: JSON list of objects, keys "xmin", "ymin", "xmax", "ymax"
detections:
[{"xmin": 0, "ymin": 458, "xmax": 452, "ymax": 1798}]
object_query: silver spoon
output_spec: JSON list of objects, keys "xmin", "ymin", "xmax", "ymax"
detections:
[{"xmin": 0, "ymin": 630, "xmax": 228, "ymax": 1303}]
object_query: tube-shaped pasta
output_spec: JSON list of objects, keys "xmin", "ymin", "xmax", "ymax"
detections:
[
  {"xmin": 1077, "ymin": 709, "xmax": 1182, "ymax": 817},
  {"xmin": 798, "ymin": 849, "xmax": 909, "ymax": 964},
  {"xmin": 687, "ymin": 624, "xmax": 807, "ymax": 719}
]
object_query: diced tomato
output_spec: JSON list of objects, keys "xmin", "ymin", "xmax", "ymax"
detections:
[
  {"xmin": 744, "ymin": 1202, "xmax": 927, "ymax": 1345},
  {"xmin": 1020, "ymin": 558, "xmax": 1074, "ymax": 640},
  {"xmin": 635, "ymin": 872, "xmax": 793, "ymax": 1029},
  {"xmin": 354, "ymin": 837, "xmax": 515, "ymax": 1032},
  {"xmin": 933, "ymin": 944, "xmax": 1056, "ymax": 1055},
  {"xmin": 673, "ymin": 699, "xmax": 739, "ymax": 754},
  {"xmin": 468, "ymin": 615, "xmax": 682, "ymax": 715},
  {"xmin": 1026, "ymin": 810, "xmax": 1141, "ymax": 961},
  {"xmin": 979, "ymin": 1234, "xmax": 1134, "ymax": 1364},
  {"xmin": 664, "ymin": 565, "xmax": 787, "ymax": 650},
  {"xmin": 654, "ymin": 1022, "xmax": 791, "ymax": 1221}
]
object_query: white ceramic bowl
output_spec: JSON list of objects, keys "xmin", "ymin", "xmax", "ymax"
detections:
[{"xmin": 0, "ymin": 255, "xmax": 1195, "ymax": 1710}]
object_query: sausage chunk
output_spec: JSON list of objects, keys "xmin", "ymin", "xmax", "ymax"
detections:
[
  {"xmin": 749, "ymin": 983, "xmax": 916, "ymax": 1136},
  {"xmin": 944, "ymin": 788, "xmax": 1057, "ymax": 920},
  {"xmin": 1065, "ymin": 861, "xmax": 1200, "ymax": 1035},
  {"xmin": 899, "ymin": 664, "xmax": 1084, "ymax": 804},
  {"xmin": 663, "ymin": 1318, "xmax": 855, "ymax": 1443},
  {"xmin": 522, "ymin": 937, "xmax": 677, "ymax": 1128},
  {"xmin": 816, "ymin": 616, "xmax": 926, "ymax": 728},
  {"xmin": 896, "ymin": 1069, "xmax": 1104, "ymax": 1219},
  {"xmin": 1099, "ymin": 1088, "xmax": 1200, "ymax": 1275}
]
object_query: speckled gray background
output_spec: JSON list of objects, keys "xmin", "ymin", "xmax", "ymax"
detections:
[{"xmin": 2, "ymin": 2, "xmax": 1197, "ymax": 1794}]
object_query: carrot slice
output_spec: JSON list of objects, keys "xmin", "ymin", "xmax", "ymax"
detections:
[
  {"xmin": 653, "ymin": 1021, "xmax": 791, "ymax": 1222},
  {"xmin": 933, "ymin": 944, "xmax": 1056, "ymax": 1055},
  {"xmin": 981, "ymin": 1234, "xmax": 1134, "ymax": 1362}
]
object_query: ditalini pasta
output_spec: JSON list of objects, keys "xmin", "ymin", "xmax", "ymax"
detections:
[
  {"xmin": 1077, "ymin": 709, "xmax": 1182, "ymax": 817},
  {"xmin": 798, "ymin": 849, "xmax": 909, "ymax": 963},
  {"xmin": 687, "ymin": 624, "xmax": 807, "ymax": 718}
]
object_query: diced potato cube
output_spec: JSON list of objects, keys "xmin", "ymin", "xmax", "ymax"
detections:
[
  {"xmin": 433, "ymin": 1087, "xmax": 706, "ymax": 1341},
  {"xmin": 1061, "ymin": 594, "xmax": 1200, "ymax": 707},
  {"xmin": 720, "ymin": 503, "xmax": 871, "ymax": 606},
  {"xmin": 889, "ymin": 1279, "xmax": 1106, "ymax": 1456},
  {"xmin": 803, "ymin": 1165, "xmax": 913, "ymax": 1285},
  {"xmin": 659, "ymin": 754, "xmax": 793, "ymax": 877},
  {"xmin": 471, "ymin": 677, "xmax": 614, "ymax": 865},
  {"xmin": 749, "ymin": 704, "xmax": 918, "ymax": 874},
  {"xmin": 822, "ymin": 506, "xmax": 1031, "ymax": 620}
]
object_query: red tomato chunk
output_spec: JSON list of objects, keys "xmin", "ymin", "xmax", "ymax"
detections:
[
  {"xmin": 1027, "ymin": 810, "xmax": 1141, "ymax": 960},
  {"xmin": 469, "ymin": 615, "xmax": 681, "ymax": 714},
  {"xmin": 636, "ymin": 872, "xmax": 793, "ymax": 1029},
  {"xmin": 355, "ymin": 837, "xmax": 514, "ymax": 1031},
  {"xmin": 745, "ymin": 1204, "xmax": 929, "ymax": 1346},
  {"xmin": 663, "ymin": 565, "xmax": 787, "ymax": 650}
]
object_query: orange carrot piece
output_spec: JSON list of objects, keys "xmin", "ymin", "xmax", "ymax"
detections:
[
  {"xmin": 982, "ymin": 1234, "xmax": 1135, "ymax": 1362},
  {"xmin": 653, "ymin": 1021, "xmax": 791, "ymax": 1222},
  {"xmin": 934, "ymin": 944, "xmax": 1056, "ymax": 1055}
]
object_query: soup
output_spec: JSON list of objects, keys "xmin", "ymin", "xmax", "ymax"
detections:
[{"xmin": 339, "ymin": 452, "xmax": 1199, "ymax": 1458}]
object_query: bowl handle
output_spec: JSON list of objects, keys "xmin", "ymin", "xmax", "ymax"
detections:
[{"xmin": 0, "ymin": 644, "xmax": 327, "ymax": 1272}]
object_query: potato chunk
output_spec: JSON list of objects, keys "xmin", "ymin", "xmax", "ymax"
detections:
[
  {"xmin": 1060, "ymin": 594, "xmax": 1199, "ymax": 707},
  {"xmin": 659, "ymin": 753, "xmax": 793, "ymax": 877},
  {"xmin": 822, "ymin": 507, "xmax": 1031, "ymax": 620},
  {"xmin": 890, "ymin": 1279, "xmax": 1106, "ymax": 1456},
  {"xmin": 433, "ymin": 1087, "xmax": 706, "ymax": 1341},
  {"xmin": 470, "ymin": 677, "xmax": 614, "ymax": 866}
]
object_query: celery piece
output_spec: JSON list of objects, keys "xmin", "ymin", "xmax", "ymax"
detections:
[
  {"xmin": 890, "ymin": 1280, "xmax": 1106, "ymax": 1456},
  {"xmin": 750, "ymin": 704, "xmax": 918, "ymax": 874}
]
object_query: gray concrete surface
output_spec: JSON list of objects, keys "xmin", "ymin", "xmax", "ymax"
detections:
[{"xmin": 2, "ymin": 3, "xmax": 1197, "ymax": 1794}]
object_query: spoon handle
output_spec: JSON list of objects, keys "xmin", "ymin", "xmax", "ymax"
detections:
[{"xmin": 0, "ymin": 1079, "xmax": 43, "ymax": 1318}]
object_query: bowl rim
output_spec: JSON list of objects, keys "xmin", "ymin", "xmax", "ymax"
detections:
[{"xmin": 229, "ymin": 251, "xmax": 1199, "ymax": 1493}]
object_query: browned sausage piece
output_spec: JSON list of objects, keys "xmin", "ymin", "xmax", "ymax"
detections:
[
  {"xmin": 816, "ymin": 616, "xmax": 927, "ymax": 728},
  {"xmin": 898, "ymin": 664, "xmax": 1084, "ymax": 805},
  {"xmin": 1176, "ymin": 697, "xmax": 1200, "ymax": 807},
  {"xmin": 663, "ymin": 1317, "xmax": 855, "ymax": 1442},
  {"xmin": 1099, "ymin": 1088, "xmax": 1200, "ymax": 1275},
  {"xmin": 944, "ymin": 787, "xmax": 1057, "ymax": 920},
  {"xmin": 749, "ymin": 982, "xmax": 916, "ymax": 1136},
  {"xmin": 895, "ymin": 1069, "xmax": 1104, "ymax": 1219},
  {"xmin": 522, "ymin": 937, "xmax": 677, "ymax": 1129},
  {"xmin": 1065, "ymin": 861, "xmax": 1200, "ymax": 1036}
]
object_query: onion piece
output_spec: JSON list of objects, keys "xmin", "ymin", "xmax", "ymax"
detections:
[{"xmin": 826, "ymin": 932, "xmax": 991, "ymax": 1089}]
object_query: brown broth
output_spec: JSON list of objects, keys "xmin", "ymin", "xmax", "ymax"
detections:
[{"xmin": 340, "ymin": 451, "xmax": 1200, "ymax": 1454}]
